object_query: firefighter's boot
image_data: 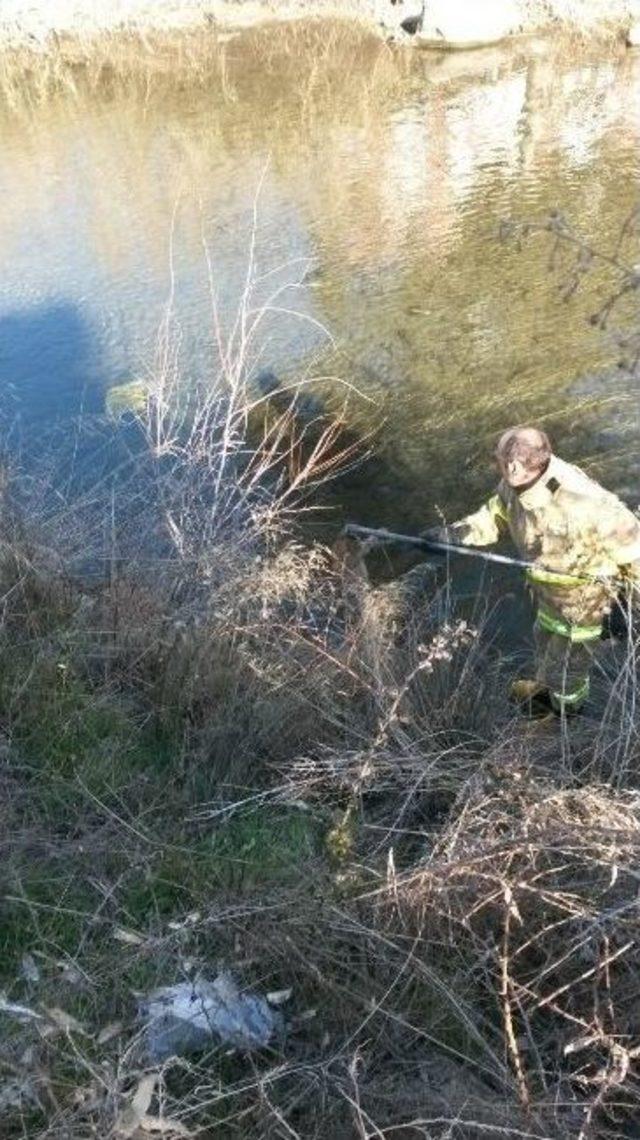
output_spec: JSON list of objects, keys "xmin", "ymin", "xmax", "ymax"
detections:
[{"xmin": 510, "ymin": 678, "xmax": 554, "ymax": 719}]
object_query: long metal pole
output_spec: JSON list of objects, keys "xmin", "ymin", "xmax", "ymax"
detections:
[{"xmin": 342, "ymin": 523, "xmax": 608, "ymax": 583}]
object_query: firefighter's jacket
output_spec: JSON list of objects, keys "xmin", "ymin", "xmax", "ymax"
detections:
[{"xmin": 435, "ymin": 455, "xmax": 640, "ymax": 638}]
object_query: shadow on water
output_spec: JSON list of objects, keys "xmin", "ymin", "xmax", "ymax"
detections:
[
  {"xmin": 0, "ymin": 300, "xmax": 159, "ymax": 573},
  {"xmin": 0, "ymin": 301, "xmax": 104, "ymax": 424},
  {"xmin": 0, "ymin": 298, "xmax": 151, "ymax": 474},
  {"xmin": 0, "ymin": 309, "xmax": 551, "ymax": 650}
]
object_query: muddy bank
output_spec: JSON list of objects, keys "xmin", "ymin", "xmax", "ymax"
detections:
[{"xmin": 0, "ymin": 0, "xmax": 639, "ymax": 49}]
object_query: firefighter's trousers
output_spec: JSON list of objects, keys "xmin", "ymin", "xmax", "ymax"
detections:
[{"xmin": 534, "ymin": 624, "xmax": 601, "ymax": 713}]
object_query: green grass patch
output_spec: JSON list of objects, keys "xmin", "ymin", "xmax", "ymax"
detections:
[
  {"xmin": 0, "ymin": 651, "xmax": 134, "ymax": 770},
  {"xmin": 200, "ymin": 807, "xmax": 320, "ymax": 890},
  {"xmin": 0, "ymin": 868, "xmax": 94, "ymax": 985},
  {"xmin": 123, "ymin": 808, "xmax": 320, "ymax": 921}
]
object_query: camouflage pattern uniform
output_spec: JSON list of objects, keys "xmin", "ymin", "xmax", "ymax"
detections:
[{"xmin": 432, "ymin": 455, "xmax": 640, "ymax": 712}]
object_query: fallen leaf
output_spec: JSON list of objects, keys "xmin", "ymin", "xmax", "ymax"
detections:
[
  {"xmin": 140, "ymin": 1114, "xmax": 193, "ymax": 1135},
  {"xmin": 97, "ymin": 1021, "xmax": 124, "ymax": 1045},
  {"xmin": 114, "ymin": 927, "xmax": 146, "ymax": 946},
  {"xmin": 266, "ymin": 988, "xmax": 292, "ymax": 1006},
  {"xmin": 21, "ymin": 953, "xmax": 40, "ymax": 984},
  {"xmin": 564, "ymin": 1033, "xmax": 599, "ymax": 1056},
  {"xmin": 44, "ymin": 1007, "xmax": 88, "ymax": 1036},
  {"xmin": 503, "ymin": 885, "xmax": 522, "ymax": 925},
  {"xmin": 115, "ymin": 1074, "xmax": 157, "ymax": 1138},
  {"xmin": 0, "ymin": 995, "xmax": 43, "ymax": 1021},
  {"xmin": 58, "ymin": 961, "xmax": 83, "ymax": 986},
  {"xmin": 72, "ymin": 1083, "xmax": 101, "ymax": 1108},
  {"xmin": 167, "ymin": 910, "xmax": 201, "ymax": 931},
  {"xmin": 609, "ymin": 862, "xmax": 619, "ymax": 888}
]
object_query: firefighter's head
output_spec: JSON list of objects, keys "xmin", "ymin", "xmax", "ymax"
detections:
[{"xmin": 496, "ymin": 426, "xmax": 551, "ymax": 489}]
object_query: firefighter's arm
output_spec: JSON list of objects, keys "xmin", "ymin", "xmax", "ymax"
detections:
[
  {"xmin": 619, "ymin": 558, "xmax": 640, "ymax": 605},
  {"xmin": 605, "ymin": 509, "xmax": 640, "ymax": 593},
  {"xmin": 426, "ymin": 493, "xmax": 509, "ymax": 548}
]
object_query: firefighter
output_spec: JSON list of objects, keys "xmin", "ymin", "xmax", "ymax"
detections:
[{"xmin": 425, "ymin": 426, "xmax": 640, "ymax": 715}]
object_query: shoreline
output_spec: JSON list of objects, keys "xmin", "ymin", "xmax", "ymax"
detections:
[
  {"xmin": 3, "ymin": 2, "xmax": 377, "ymax": 48},
  {"xmin": 0, "ymin": 0, "xmax": 638, "ymax": 52}
]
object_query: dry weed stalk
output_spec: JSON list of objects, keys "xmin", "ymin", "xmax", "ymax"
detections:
[
  {"xmin": 378, "ymin": 767, "xmax": 640, "ymax": 1136},
  {"xmin": 4, "ymin": 192, "xmax": 640, "ymax": 1140},
  {"xmin": 0, "ymin": 21, "xmax": 399, "ymax": 118}
]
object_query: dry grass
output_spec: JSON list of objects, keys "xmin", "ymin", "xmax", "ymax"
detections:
[
  {"xmin": 380, "ymin": 769, "xmax": 640, "ymax": 1137},
  {"xmin": 0, "ymin": 354, "xmax": 520, "ymax": 1139},
  {"xmin": 524, "ymin": 0, "xmax": 636, "ymax": 33},
  {"xmin": 2, "ymin": 206, "xmax": 640, "ymax": 1139},
  {"xmin": 0, "ymin": 28, "xmax": 231, "ymax": 110},
  {"xmin": 4, "ymin": 452, "xmax": 640, "ymax": 1137},
  {"xmin": 1, "ymin": 292, "xmax": 639, "ymax": 1134},
  {"xmin": 0, "ymin": 19, "xmax": 402, "ymax": 116},
  {"xmin": 0, "ymin": 0, "xmax": 633, "ymax": 118}
]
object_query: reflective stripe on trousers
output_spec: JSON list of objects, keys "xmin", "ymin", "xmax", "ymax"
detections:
[
  {"xmin": 535, "ymin": 604, "xmax": 602, "ymax": 642},
  {"xmin": 550, "ymin": 676, "xmax": 590, "ymax": 714},
  {"xmin": 534, "ymin": 618, "xmax": 601, "ymax": 712}
]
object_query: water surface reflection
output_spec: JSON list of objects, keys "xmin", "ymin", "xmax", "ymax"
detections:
[{"xmin": 0, "ymin": 30, "xmax": 638, "ymax": 533}]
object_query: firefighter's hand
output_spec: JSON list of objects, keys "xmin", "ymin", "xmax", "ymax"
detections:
[{"xmin": 420, "ymin": 526, "xmax": 446, "ymax": 542}]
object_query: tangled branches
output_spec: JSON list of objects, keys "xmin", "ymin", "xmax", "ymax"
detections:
[{"xmin": 501, "ymin": 206, "xmax": 640, "ymax": 374}]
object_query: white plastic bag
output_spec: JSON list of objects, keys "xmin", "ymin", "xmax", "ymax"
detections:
[{"xmin": 140, "ymin": 973, "xmax": 282, "ymax": 1061}]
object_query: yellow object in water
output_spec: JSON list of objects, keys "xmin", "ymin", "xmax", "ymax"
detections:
[{"xmin": 105, "ymin": 380, "xmax": 149, "ymax": 419}]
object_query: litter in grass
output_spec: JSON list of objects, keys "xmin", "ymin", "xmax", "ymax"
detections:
[{"xmin": 140, "ymin": 973, "xmax": 283, "ymax": 1061}]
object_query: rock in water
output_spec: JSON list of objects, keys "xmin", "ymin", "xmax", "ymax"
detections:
[
  {"xmin": 374, "ymin": 0, "xmax": 425, "ymax": 36},
  {"xmin": 417, "ymin": 0, "xmax": 520, "ymax": 47}
]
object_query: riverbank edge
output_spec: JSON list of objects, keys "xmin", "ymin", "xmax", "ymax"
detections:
[
  {"xmin": 3, "ymin": 441, "xmax": 640, "ymax": 1137},
  {"xmin": 0, "ymin": 0, "xmax": 638, "ymax": 53}
]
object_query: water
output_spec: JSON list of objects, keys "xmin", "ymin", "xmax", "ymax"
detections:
[{"xmin": 0, "ymin": 26, "xmax": 639, "ymax": 544}]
